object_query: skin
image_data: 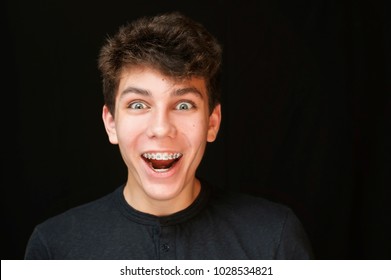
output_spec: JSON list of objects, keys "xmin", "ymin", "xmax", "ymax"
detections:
[{"xmin": 102, "ymin": 65, "xmax": 221, "ymax": 216}]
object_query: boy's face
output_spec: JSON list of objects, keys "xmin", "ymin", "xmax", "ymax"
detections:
[{"xmin": 102, "ymin": 66, "xmax": 221, "ymax": 213}]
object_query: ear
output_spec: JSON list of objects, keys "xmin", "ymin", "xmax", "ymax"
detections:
[
  {"xmin": 207, "ymin": 104, "xmax": 222, "ymax": 142},
  {"xmin": 102, "ymin": 105, "xmax": 119, "ymax": 144}
]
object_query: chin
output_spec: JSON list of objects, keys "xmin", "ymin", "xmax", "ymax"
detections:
[{"xmin": 143, "ymin": 181, "xmax": 186, "ymax": 202}]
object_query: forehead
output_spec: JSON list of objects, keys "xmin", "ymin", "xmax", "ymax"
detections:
[{"xmin": 117, "ymin": 65, "xmax": 207, "ymax": 98}]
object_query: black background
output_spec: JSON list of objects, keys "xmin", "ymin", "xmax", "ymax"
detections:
[{"xmin": 3, "ymin": 0, "xmax": 390, "ymax": 259}]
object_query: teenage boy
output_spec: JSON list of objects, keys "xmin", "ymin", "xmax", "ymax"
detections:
[{"xmin": 25, "ymin": 11, "xmax": 313, "ymax": 259}]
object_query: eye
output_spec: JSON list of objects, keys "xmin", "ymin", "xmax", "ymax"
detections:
[
  {"xmin": 129, "ymin": 101, "xmax": 148, "ymax": 110},
  {"xmin": 175, "ymin": 101, "xmax": 195, "ymax": 111}
]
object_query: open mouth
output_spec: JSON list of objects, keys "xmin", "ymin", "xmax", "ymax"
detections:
[{"xmin": 142, "ymin": 152, "xmax": 183, "ymax": 173}]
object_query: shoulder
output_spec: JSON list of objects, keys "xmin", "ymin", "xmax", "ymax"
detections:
[
  {"xmin": 206, "ymin": 185, "xmax": 313, "ymax": 259},
  {"xmin": 205, "ymin": 185, "xmax": 298, "ymax": 240},
  {"xmin": 24, "ymin": 186, "xmax": 123, "ymax": 259},
  {"xmin": 34, "ymin": 186, "xmax": 121, "ymax": 236},
  {"xmin": 209, "ymin": 186, "xmax": 292, "ymax": 222}
]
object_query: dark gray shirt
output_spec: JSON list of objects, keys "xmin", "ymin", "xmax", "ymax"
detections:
[{"xmin": 24, "ymin": 180, "xmax": 313, "ymax": 259}]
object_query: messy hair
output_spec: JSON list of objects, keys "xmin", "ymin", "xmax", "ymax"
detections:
[{"xmin": 98, "ymin": 11, "xmax": 223, "ymax": 115}]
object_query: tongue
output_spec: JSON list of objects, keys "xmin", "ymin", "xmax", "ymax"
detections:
[{"xmin": 150, "ymin": 159, "xmax": 176, "ymax": 169}]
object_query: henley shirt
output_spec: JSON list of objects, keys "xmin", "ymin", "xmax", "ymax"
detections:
[{"xmin": 24, "ymin": 180, "xmax": 313, "ymax": 259}]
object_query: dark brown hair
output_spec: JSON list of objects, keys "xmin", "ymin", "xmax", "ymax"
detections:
[{"xmin": 98, "ymin": 11, "xmax": 223, "ymax": 115}]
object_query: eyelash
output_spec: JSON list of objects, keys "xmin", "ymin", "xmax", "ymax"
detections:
[
  {"xmin": 176, "ymin": 101, "xmax": 196, "ymax": 110},
  {"xmin": 128, "ymin": 101, "xmax": 149, "ymax": 110},
  {"xmin": 127, "ymin": 100, "xmax": 197, "ymax": 110}
]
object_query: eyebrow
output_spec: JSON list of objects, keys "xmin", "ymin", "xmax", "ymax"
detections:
[
  {"xmin": 174, "ymin": 87, "xmax": 204, "ymax": 99},
  {"xmin": 120, "ymin": 86, "xmax": 204, "ymax": 99},
  {"xmin": 120, "ymin": 87, "xmax": 150, "ymax": 97}
]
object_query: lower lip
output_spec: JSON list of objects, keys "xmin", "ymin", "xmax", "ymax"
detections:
[{"xmin": 141, "ymin": 158, "xmax": 181, "ymax": 178}]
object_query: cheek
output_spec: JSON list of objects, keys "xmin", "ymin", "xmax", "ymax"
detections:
[
  {"xmin": 179, "ymin": 120, "xmax": 208, "ymax": 144},
  {"xmin": 116, "ymin": 119, "xmax": 145, "ymax": 145}
]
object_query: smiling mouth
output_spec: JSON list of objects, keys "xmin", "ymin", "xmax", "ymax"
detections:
[{"xmin": 142, "ymin": 152, "xmax": 183, "ymax": 173}]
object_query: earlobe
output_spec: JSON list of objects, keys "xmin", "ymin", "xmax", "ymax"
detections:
[
  {"xmin": 102, "ymin": 105, "xmax": 119, "ymax": 144},
  {"xmin": 207, "ymin": 104, "xmax": 222, "ymax": 142}
]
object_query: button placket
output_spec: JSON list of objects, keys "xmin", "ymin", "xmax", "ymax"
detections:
[
  {"xmin": 160, "ymin": 243, "xmax": 170, "ymax": 252},
  {"xmin": 159, "ymin": 225, "xmax": 176, "ymax": 259}
]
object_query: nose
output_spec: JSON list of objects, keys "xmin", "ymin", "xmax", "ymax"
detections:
[{"xmin": 146, "ymin": 109, "xmax": 177, "ymax": 139}]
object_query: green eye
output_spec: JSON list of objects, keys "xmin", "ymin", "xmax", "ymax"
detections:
[
  {"xmin": 176, "ymin": 102, "xmax": 194, "ymax": 110},
  {"xmin": 129, "ymin": 102, "xmax": 148, "ymax": 109}
]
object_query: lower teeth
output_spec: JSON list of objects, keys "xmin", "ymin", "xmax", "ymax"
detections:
[{"xmin": 153, "ymin": 168, "xmax": 169, "ymax": 173}]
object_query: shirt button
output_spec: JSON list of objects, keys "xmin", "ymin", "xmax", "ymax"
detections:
[{"xmin": 161, "ymin": 243, "xmax": 170, "ymax": 252}]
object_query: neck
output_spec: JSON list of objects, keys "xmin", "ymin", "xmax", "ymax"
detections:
[{"xmin": 123, "ymin": 179, "xmax": 201, "ymax": 216}]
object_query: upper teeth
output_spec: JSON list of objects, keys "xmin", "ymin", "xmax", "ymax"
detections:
[{"xmin": 143, "ymin": 152, "xmax": 182, "ymax": 160}]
